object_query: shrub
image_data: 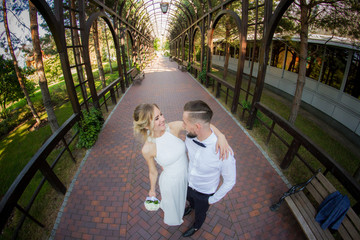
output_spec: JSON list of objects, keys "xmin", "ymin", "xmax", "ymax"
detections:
[
  {"xmin": 242, "ymin": 100, "xmax": 263, "ymax": 126},
  {"xmin": 76, "ymin": 107, "xmax": 104, "ymax": 149},
  {"xmin": 199, "ymin": 58, "xmax": 207, "ymax": 83}
]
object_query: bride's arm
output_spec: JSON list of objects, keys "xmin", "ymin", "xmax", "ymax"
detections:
[
  {"xmin": 142, "ymin": 143, "xmax": 158, "ymax": 197},
  {"xmin": 168, "ymin": 121, "xmax": 233, "ymax": 159},
  {"xmin": 210, "ymin": 124, "xmax": 233, "ymax": 160},
  {"xmin": 168, "ymin": 121, "xmax": 184, "ymax": 137}
]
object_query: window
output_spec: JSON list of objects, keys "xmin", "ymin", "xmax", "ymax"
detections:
[
  {"xmin": 344, "ymin": 51, "xmax": 360, "ymax": 99},
  {"xmin": 320, "ymin": 47, "xmax": 347, "ymax": 90},
  {"xmin": 285, "ymin": 44, "xmax": 300, "ymax": 73},
  {"xmin": 246, "ymin": 42, "xmax": 260, "ymax": 62},
  {"xmin": 306, "ymin": 44, "xmax": 323, "ymax": 81},
  {"xmin": 270, "ymin": 40, "xmax": 286, "ymax": 69}
]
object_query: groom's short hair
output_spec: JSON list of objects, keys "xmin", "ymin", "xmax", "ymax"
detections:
[{"xmin": 184, "ymin": 100, "xmax": 213, "ymax": 123}]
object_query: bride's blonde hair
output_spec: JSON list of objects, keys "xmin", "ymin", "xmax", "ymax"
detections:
[{"xmin": 133, "ymin": 103, "xmax": 159, "ymax": 141}]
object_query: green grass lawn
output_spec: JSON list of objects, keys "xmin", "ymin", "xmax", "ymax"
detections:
[
  {"xmin": 0, "ymin": 61, "xmax": 122, "ymax": 239},
  {"xmin": 196, "ymin": 66, "xmax": 360, "ymax": 201},
  {"xmin": 0, "ymin": 102, "xmax": 73, "ymax": 196}
]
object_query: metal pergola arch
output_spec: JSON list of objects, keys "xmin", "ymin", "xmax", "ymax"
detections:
[{"xmin": 168, "ymin": 0, "xmax": 296, "ymax": 120}]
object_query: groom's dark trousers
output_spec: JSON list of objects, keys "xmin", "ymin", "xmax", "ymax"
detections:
[{"xmin": 187, "ymin": 186, "xmax": 214, "ymax": 229}]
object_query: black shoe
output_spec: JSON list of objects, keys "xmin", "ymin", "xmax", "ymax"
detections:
[
  {"xmin": 182, "ymin": 227, "xmax": 198, "ymax": 237},
  {"xmin": 183, "ymin": 207, "xmax": 192, "ymax": 216}
]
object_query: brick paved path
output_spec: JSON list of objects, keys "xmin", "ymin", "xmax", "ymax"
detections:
[{"xmin": 52, "ymin": 56, "xmax": 305, "ymax": 239}]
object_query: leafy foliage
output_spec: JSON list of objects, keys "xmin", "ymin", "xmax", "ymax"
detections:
[
  {"xmin": 154, "ymin": 37, "xmax": 160, "ymax": 51},
  {"xmin": 163, "ymin": 40, "xmax": 170, "ymax": 51},
  {"xmin": 0, "ymin": 56, "xmax": 35, "ymax": 116},
  {"xmin": 241, "ymin": 100, "xmax": 263, "ymax": 126},
  {"xmin": 76, "ymin": 107, "xmax": 104, "ymax": 149},
  {"xmin": 43, "ymin": 54, "xmax": 62, "ymax": 83},
  {"xmin": 198, "ymin": 57, "xmax": 207, "ymax": 83}
]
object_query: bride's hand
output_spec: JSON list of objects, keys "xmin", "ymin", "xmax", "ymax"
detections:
[
  {"xmin": 216, "ymin": 134, "xmax": 233, "ymax": 160},
  {"xmin": 149, "ymin": 189, "xmax": 156, "ymax": 197}
]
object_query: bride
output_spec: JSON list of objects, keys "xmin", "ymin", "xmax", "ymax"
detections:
[{"xmin": 133, "ymin": 103, "xmax": 230, "ymax": 226}]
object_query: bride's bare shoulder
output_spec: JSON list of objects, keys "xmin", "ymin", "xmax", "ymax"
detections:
[{"xmin": 141, "ymin": 141, "xmax": 156, "ymax": 157}]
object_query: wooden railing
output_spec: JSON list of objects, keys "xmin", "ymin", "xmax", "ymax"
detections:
[
  {"xmin": 0, "ymin": 77, "xmax": 125, "ymax": 238},
  {"xmin": 207, "ymin": 72, "xmax": 235, "ymax": 105},
  {"xmin": 253, "ymin": 102, "xmax": 360, "ymax": 213},
  {"xmin": 98, "ymin": 78, "xmax": 121, "ymax": 112},
  {"xmin": 0, "ymin": 113, "xmax": 80, "ymax": 237},
  {"xmin": 181, "ymin": 57, "xmax": 360, "ymax": 213}
]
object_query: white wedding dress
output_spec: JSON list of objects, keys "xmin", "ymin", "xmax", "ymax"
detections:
[{"xmin": 154, "ymin": 126, "xmax": 188, "ymax": 226}]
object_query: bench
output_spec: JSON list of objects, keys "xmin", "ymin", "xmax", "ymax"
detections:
[
  {"xmin": 270, "ymin": 170, "xmax": 360, "ymax": 240},
  {"xmin": 129, "ymin": 68, "xmax": 144, "ymax": 85},
  {"xmin": 178, "ymin": 60, "xmax": 187, "ymax": 72}
]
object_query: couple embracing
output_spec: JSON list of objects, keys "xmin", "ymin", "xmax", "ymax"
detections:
[{"xmin": 133, "ymin": 100, "xmax": 236, "ymax": 237}]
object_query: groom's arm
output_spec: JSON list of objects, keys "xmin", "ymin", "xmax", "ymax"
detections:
[{"xmin": 208, "ymin": 155, "xmax": 236, "ymax": 204}]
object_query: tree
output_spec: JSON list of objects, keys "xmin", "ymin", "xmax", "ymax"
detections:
[
  {"xmin": 285, "ymin": 0, "xmax": 359, "ymax": 124},
  {"xmin": 103, "ymin": 22, "xmax": 113, "ymax": 74},
  {"xmin": 2, "ymin": 0, "xmax": 40, "ymax": 125},
  {"xmin": 317, "ymin": 0, "xmax": 360, "ymax": 42},
  {"xmin": 286, "ymin": 0, "xmax": 311, "ymax": 124},
  {"xmin": 0, "ymin": 56, "xmax": 23, "ymax": 114},
  {"xmin": 92, "ymin": 19, "xmax": 106, "ymax": 88},
  {"xmin": 29, "ymin": 0, "xmax": 59, "ymax": 132},
  {"xmin": 223, "ymin": 17, "xmax": 232, "ymax": 80}
]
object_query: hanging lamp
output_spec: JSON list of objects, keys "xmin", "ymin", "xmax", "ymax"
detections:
[{"xmin": 160, "ymin": 2, "xmax": 169, "ymax": 14}]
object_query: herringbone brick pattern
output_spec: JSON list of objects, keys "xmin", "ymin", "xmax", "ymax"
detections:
[{"xmin": 53, "ymin": 56, "xmax": 305, "ymax": 239}]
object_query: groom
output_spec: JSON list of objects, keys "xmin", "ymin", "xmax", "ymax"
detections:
[{"xmin": 181, "ymin": 100, "xmax": 236, "ymax": 237}]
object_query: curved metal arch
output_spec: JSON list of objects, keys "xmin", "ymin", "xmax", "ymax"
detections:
[
  {"xmin": 209, "ymin": 9, "xmax": 247, "ymax": 112},
  {"xmin": 177, "ymin": 37, "xmax": 183, "ymax": 57},
  {"xmin": 185, "ymin": 0, "xmax": 199, "ymax": 19},
  {"xmin": 207, "ymin": 0, "xmax": 212, "ymax": 11},
  {"xmin": 265, "ymin": 0, "xmax": 295, "ymax": 46},
  {"xmin": 171, "ymin": 2, "xmax": 194, "ymax": 25},
  {"xmin": 138, "ymin": 23, "xmax": 151, "ymax": 36},
  {"xmin": 135, "ymin": 1, "xmax": 152, "ymax": 19},
  {"xmin": 170, "ymin": 8, "xmax": 191, "ymax": 29},
  {"xmin": 117, "ymin": 0, "xmax": 126, "ymax": 15},
  {"xmin": 182, "ymin": 31, "xmax": 190, "ymax": 60},
  {"xmin": 133, "ymin": 3, "xmax": 165, "ymax": 37},
  {"xmin": 192, "ymin": 25, "xmax": 202, "ymax": 41},
  {"xmin": 84, "ymin": 11, "xmax": 120, "ymax": 52},
  {"xmin": 137, "ymin": 7, "xmax": 152, "ymax": 25},
  {"xmin": 137, "ymin": 15, "xmax": 152, "ymax": 28},
  {"xmin": 134, "ymin": 10, "xmax": 150, "ymax": 28},
  {"xmin": 30, "ymin": 0, "xmax": 81, "ymax": 113},
  {"xmin": 211, "ymin": 9, "xmax": 243, "ymax": 39},
  {"xmin": 169, "ymin": 21, "xmax": 183, "ymax": 36},
  {"xmin": 191, "ymin": 24, "xmax": 202, "ymax": 52},
  {"xmin": 29, "ymin": 0, "xmax": 63, "ymax": 51},
  {"xmin": 133, "ymin": 13, "xmax": 150, "ymax": 30},
  {"xmin": 90, "ymin": 0, "xmax": 153, "ymax": 43},
  {"xmin": 131, "ymin": 0, "xmax": 194, "ymax": 40},
  {"xmin": 125, "ymin": 1, "xmax": 136, "ymax": 20},
  {"xmin": 183, "ymin": 32, "xmax": 190, "ymax": 46},
  {"xmin": 170, "ymin": 13, "xmax": 189, "ymax": 31}
]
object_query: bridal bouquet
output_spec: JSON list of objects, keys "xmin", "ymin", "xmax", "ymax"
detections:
[{"xmin": 144, "ymin": 196, "xmax": 160, "ymax": 211}]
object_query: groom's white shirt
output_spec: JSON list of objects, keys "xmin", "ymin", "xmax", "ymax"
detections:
[{"xmin": 185, "ymin": 131, "xmax": 236, "ymax": 204}]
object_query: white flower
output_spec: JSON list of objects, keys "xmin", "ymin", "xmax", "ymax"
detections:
[{"xmin": 144, "ymin": 196, "xmax": 160, "ymax": 211}]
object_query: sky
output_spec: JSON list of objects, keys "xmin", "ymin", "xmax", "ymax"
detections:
[{"xmin": 0, "ymin": 5, "xmax": 45, "ymax": 67}]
